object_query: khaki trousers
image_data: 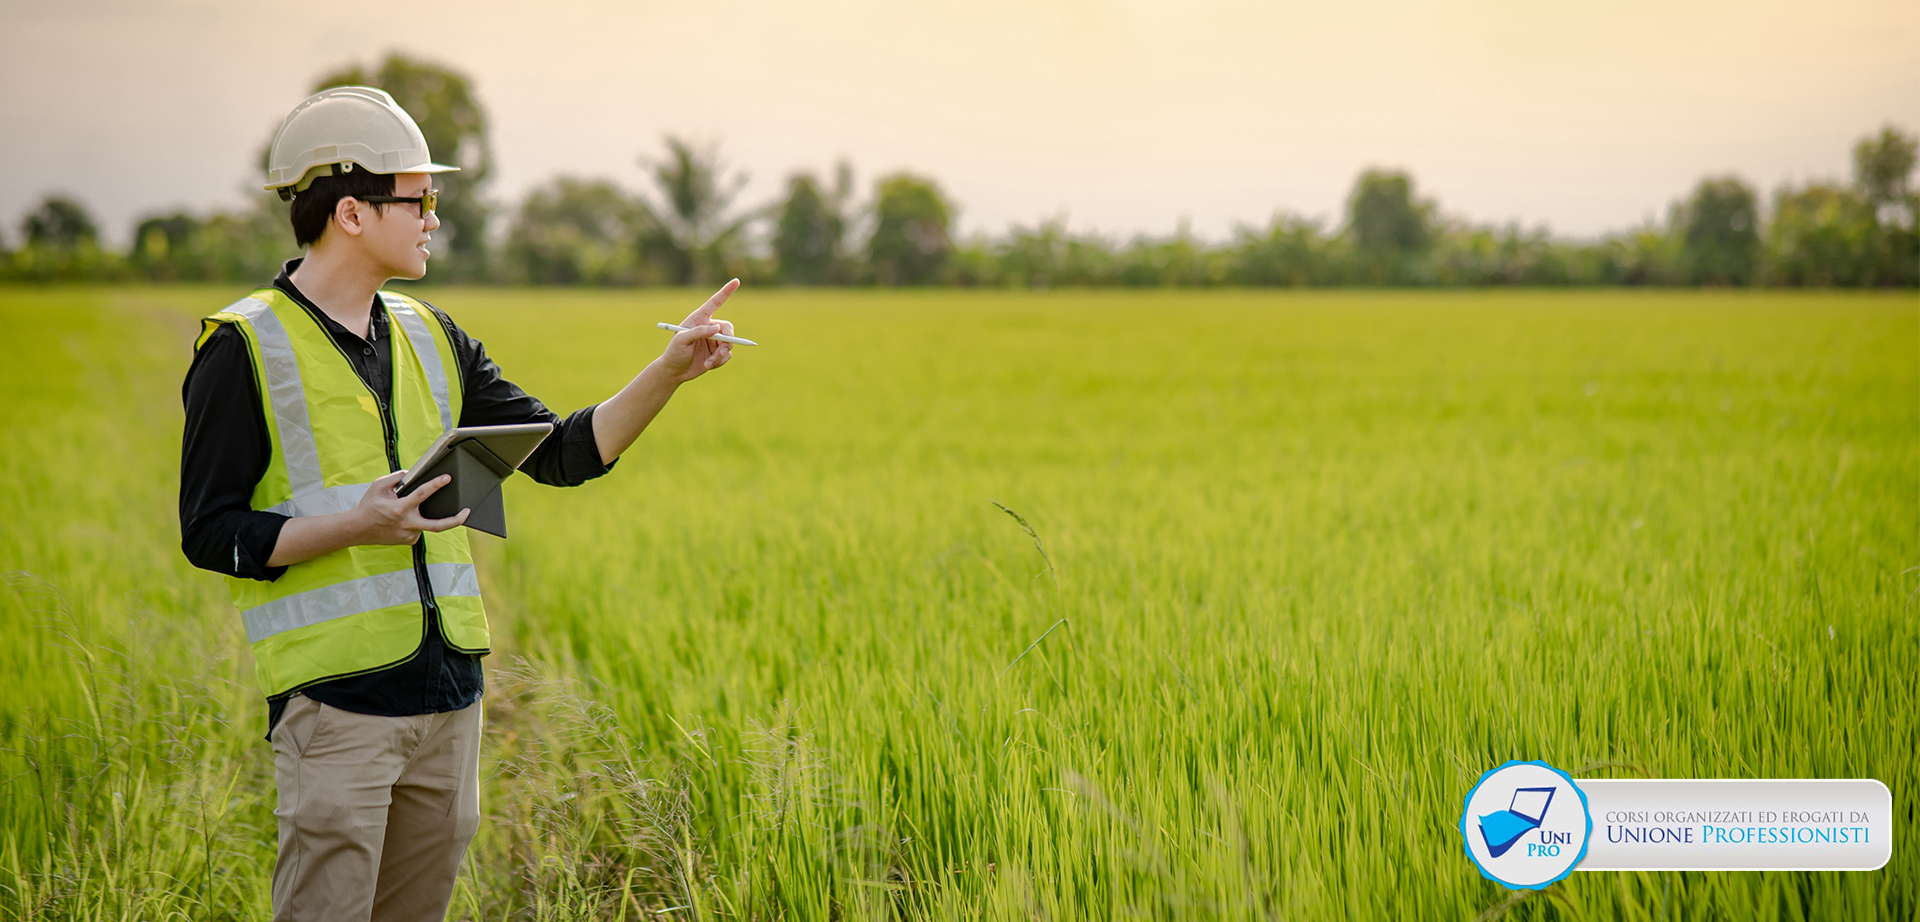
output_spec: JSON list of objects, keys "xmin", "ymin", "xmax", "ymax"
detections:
[{"xmin": 271, "ymin": 694, "xmax": 483, "ymax": 922}]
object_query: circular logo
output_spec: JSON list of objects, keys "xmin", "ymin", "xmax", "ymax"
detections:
[{"xmin": 1460, "ymin": 760, "xmax": 1592, "ymax": 889}]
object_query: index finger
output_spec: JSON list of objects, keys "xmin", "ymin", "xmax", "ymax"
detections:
[
  {"xmin": 403, "ymin": 474, "xmax": 452, "ymax": 508},
  {"xmin": 685, "ymin": 278, "xmax": 740, "ymax": 324}
]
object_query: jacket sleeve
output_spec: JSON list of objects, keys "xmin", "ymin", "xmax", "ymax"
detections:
[
  {"xmin": 179, "ymin": 324, "xmax": 290, "ymax": 581},
  {"xmin": 427, "ymin": 303, "xmax": 616, "ymax": 488}
]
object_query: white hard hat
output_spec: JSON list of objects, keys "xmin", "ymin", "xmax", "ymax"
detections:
[{"xmin": 263, "ymin": 86, "xmax": 459, "ymax": 195}]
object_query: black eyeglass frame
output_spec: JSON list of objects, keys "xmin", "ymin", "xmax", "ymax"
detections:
[{"xmin": 357, "ymin": 190, "xmax": 439, "ymax": 216}]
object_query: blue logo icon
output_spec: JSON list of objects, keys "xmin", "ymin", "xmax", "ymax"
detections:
[
  {"xmin": 1479, "ymin": 786, "xmax": 1557, "ymax": 857},
  {"xmin": 1461, "ymin": 761, "xmax": 1592, "ymax": 890}
]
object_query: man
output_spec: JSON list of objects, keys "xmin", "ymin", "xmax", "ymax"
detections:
[{"xmin": 178, "ymin": 86, "xmax": 739, "ymax": 921}]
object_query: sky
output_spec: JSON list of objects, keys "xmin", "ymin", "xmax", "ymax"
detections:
[{"xmin": 2, "ymin": 0, "xmax": 1916, "ymax": 247}]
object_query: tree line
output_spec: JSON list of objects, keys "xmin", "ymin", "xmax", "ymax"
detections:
[{"xmin": 5, "ymin": 55, "xmax": 1914, "ymax": 289}]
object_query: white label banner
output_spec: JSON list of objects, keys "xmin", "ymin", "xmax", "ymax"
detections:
[{"xmin": 1576, "ymin": 779, "xmax": 1891, "ymax": 871}]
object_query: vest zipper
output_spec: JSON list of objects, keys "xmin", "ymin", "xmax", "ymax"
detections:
[{"xmin": 303, "ymin": 303, "xmax": 443, "ymax": 650}]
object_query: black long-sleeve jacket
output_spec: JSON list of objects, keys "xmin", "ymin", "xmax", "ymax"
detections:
[{"xmin": 180, "ymin": 260, "xmax": 614, "ymax": 734}]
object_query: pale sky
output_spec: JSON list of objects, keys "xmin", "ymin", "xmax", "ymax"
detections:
[{"xmin": 3, "ymin": 0, "xmax": 1916, "ymax": 247}]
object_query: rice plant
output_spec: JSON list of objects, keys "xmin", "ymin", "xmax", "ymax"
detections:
[{"xmin": 1, "ymin": 285, "xmax": 1913, "ymax": 919}]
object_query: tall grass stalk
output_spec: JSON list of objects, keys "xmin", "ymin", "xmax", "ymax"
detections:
[{"xmin": 1, "ymin": 286, "xmax": 1912, "ymax": 919}]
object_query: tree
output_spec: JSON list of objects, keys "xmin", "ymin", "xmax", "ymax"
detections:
[
  {"xmin": 1850, "ymin": 125, "xmax": 1918, "ymax": 287},
  {"xmin": 868, "ymin": 174, "xmax": 952, "ymax": 285},
  {"xmin": 1345, "ymin": 170, "xmax": 1433, "ymax": 284},
  {"xmin": 505, "ymin": 177, "xmax": 656, "ymax": 285},
  {"xmin": 1676, "ymin": 177, "xmax": 1760, "ymax": 285},
  {"xmin": 1113, "ymin": 222, "xmax": 1225, "ymax": 287},
  {"xmin": 1231, "ymin": 214, "xmax": 1333, "ymax": 287},
  {"xmin": 201, "ymin": 194, "xmax": 297, "ymax": 283},
  {"xmin": 314, "ymin": 55, "xmax": 493, "ymax": 280},
  {"xmin": 639, "ymin": 137, "xmax": 752, "ymax": 285},
  {"xmin": 1428, "ymin": 222, "xmax": 1576, "ymax": 286},
  {"xmin": 1765, "ymin": 184, "xmax": 1872, "ymax": 287},
  {"xmin": 13, "ymin": 195, "xmax": 114, "ymax": 281},
  {"xmin": 773, "ymin": 163, "xmax": 851, "ymax": 284},
  {"xmin": 23, "ymin": 196, "xmax": 98, "ymax": 250},
  {"xmin": 130, "ymin": 212, "xmax": 203, "ymax": 281},
  {"xmin": 948, "ymin": 234, "xmax": 1005, "ymax": 287},
  {"xmin": 999, "ymin": 217, "xmax": 1070, "ymax": 289},
  {"xmin": 1853, "ymin": 126, "xmax": 1917, "ymax": 209}
]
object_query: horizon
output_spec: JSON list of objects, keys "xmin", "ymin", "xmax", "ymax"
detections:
[{"xmin": 3, "ymin": 0, "xmax": 1916, "ymax": 248}]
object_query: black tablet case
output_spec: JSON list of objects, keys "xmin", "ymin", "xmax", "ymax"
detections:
[{"xmin": 406, "ymin": 438, "xmax": 518, "ymax": 538}]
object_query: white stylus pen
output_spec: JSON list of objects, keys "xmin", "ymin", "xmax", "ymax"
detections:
[{"xmin": 657, "ymin": 322, "xmax": 759, "ymax": 346}]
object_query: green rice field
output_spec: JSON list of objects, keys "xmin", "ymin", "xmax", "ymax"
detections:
[{"xmin": 0, "ymin": 285, "xmax": 1914, "ymax": 920}]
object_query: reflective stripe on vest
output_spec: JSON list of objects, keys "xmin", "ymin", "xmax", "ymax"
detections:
[
  {"xmin": 266, "ymin": 480, "xmax": 373, "ymax": 517},
  {"xmin": 381, "ymin": 292, "xmax": 454, "ymax": 433},
  {"xmin": 228, "ymin": 297, "xmax": 326, "ymax": 498},
  {"xmin": 243, "ymin": 561, "xmax": 480, "ymax": 643}
]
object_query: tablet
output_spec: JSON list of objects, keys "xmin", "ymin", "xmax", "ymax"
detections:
[{"xmin": 397, "ymin": 423, "xmax": 554, "ymax": 538}]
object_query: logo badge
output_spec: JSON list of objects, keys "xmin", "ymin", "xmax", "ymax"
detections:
[{"xmin": 1461, "ymin": 761, "xmax": 1593, "ymax": 889}]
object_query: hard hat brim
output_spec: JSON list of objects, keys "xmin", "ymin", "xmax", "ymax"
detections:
[
  {"xmin": 265, "ymin": 160, "xmax": 461, "ymax": 193},
  {"xmin": 394, "ymin": 161, "xmax": 461, "ymax": 175}
]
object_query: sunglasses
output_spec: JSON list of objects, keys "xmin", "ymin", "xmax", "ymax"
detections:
[{"xmin": 358, "ymin": 189, "xmax": 439, "ymax": 216}]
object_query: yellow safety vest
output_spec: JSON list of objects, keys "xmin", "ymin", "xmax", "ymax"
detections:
[{"xmin": 198, "ymin": 287, "xmax": 489, "ymax": 698}]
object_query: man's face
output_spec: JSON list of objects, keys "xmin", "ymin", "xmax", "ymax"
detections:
[{"xmin": 360, "ymin": 172, "xmax": 440, "ymax": 280}]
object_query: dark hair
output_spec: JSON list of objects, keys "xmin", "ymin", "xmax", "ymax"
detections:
[{"xmin": 288, "ymin": 166, "xmax": 396, "ymax": 247}]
